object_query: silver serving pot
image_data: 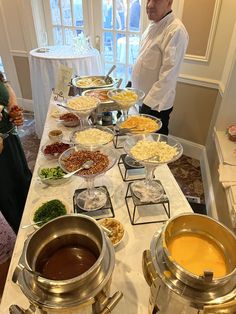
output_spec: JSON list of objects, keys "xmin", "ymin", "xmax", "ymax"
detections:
[
  {"xmin": 143, "ymin": 213, "xmax": 236, "ymax": 314},
  {"xmin": 10, "ymin": 214, "xmax": 122, "ymax": 314}
]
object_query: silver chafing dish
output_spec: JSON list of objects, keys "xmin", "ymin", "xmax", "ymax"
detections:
[
  {"xmin": 143, "ymin": 213, "xmax": 236, "ymax": 314},
  {"xmin": 10, "ymin": 214, "xmax": 122, "ymax": 314},
  {"xmin": 72, "ymin": 75, "xmax": 119, "ymax": 95}
]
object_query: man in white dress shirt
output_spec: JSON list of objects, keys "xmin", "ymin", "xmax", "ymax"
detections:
[{"xmin": 132, "ymin": 0, "xmax": 188, "ymax": 135}]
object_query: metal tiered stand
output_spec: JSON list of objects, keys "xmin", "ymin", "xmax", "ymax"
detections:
[
  {"xmin": 123, "ymin": 133, "xmax": 183, "ymax": 225},
  {"xmin": 125, "ymin": 180, "xmax": 170, "ymax": 225}
]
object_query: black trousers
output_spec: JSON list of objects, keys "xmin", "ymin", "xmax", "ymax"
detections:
[{"xmin": 140, "ymin": 104, "xmax": 173, "ymax": 135}]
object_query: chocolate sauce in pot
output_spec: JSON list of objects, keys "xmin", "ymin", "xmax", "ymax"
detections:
[{"xmin": 36, "ymin": 245, "xmax": 98, "ymax": 280}]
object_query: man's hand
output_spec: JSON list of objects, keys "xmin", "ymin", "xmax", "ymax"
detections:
[{"xmin": 9, "ymin": 105, "xmax": 24, "ymax": 126}]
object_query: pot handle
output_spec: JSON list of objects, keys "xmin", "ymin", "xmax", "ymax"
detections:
[
  {"xmin": 9, "ymin": 304, "xmax": 37, "ymax": 314},
  {"xmin": 203, "ymin": 299, "xmax": 236, "ymax": 313},
  {"xmin": 143, "ymin": 250, "xmax": 158, "ymax": 287},
  {"xmin": 100, "ymin": 291, "xmax": 123, "ymax": 314}
]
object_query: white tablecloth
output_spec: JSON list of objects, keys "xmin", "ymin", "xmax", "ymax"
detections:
[
  {"xmin": 29, "ymin": 46, "xmax": 103, "ymax": 138},
  {"xmin": 0, "ymin": 97, "xmax": 192, "ymax": 313}
]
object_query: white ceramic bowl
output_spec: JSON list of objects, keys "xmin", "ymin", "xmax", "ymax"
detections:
[
  {"xmin": 98, "ymin": 218, "xmax": 125, "ymax": 247},
  {"xmin": 48, "ymin": 129, "xmax": 63, "ymax": 142}
]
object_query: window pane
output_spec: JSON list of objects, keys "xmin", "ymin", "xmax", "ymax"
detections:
[
  {"xmin": 116, "ymin": 33, "xmax": 126, "ymax": 63},
  {"xmin": 104, "ymin": 32, "xmax": 114, "ymax": 62},
  {"xmin": 103, "ymin": 0, "xmax": 113, "ymax": 29},
  {"xmin": 61, "ymin": 0, "xmax": 72, "ymax": 26},
  {"xmin": 0, "ymin": 57, "xmax": 6, "ymax": 78},
  {"xmin": 50, "ymin": 0, "xmax": 61, "ymax": 25},
  {"xmin": 129, "ymin": 35, "xmax": 140, "ymax": 64},
  {"xmin": 129, "ymin": 0, "xmax": 141, "ymax": 31},
  {"xmin": 53, "ymin": 27, "xmax": 63, "ymax": 45},
  {"xmin": 116, "ymin": 64, "xmax": 126, "ymax": 87},
  {"xmin": 73, "ymin": 0, "xmax": 84, "ymax": 27},
  {"xmin": 64, "ymin": 28, "xmax": 74, "ymax": 45},
  {"xmin": 116, "ymin": 0, "xmax": 126, "ymax": 30},
  {"xmin": 128, "ymin": 65, "xmax": 133, "ymax": 82}
]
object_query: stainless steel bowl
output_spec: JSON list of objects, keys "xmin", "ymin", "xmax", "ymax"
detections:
[{"xmin": 162, "ymin": 213, "xmax": 236, "ymax": 289}]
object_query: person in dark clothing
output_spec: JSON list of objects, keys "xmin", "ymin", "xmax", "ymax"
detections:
[{"xmin": 0, "ymin": 72, "xmax": 32, "ymax": 233}]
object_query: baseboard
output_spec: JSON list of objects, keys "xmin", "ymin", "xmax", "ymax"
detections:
[
  {"xmin": 171, "ymin": 135, "xmax": 204, "ymax": 160},
  {"xmin": 171, "ymin": 135, "xmax": 217, "ymax": 220}
]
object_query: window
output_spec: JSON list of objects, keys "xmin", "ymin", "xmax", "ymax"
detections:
[
  {"xmin": 44, "ymin": 0, "xmax": 86, "ymax": 45},
  {"xmin": 0, "ymin": 57, "xmax": 6, "ymax": 79},
  {"xmin": 42, "ymin": 0, "xmax": 144, "ymax": 84},
  {"xmin": 102, "ymin": 0, "xmax": 142, "ymax": 84}
]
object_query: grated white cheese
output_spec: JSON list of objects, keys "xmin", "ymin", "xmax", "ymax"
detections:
[
  {"xmin": 74, "ymin": 129, "xmax": 113, "ymax": 145},
  {"xmin": 67, "ymin": 96, "xmax": 99, "ymax": 111},
  {"xmin": 130, "ymin": 140, "xmax": 177, "ymax": 162}
]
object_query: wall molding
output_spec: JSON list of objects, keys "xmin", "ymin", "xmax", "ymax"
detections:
[
  {"xmin": 11, "ymin": 50, "xmax": 28, "ymax": 57},
  {"xmin": 171, "ymin": 135, "xmax": 217, "ymax": 220},
  {"xmin": 178, "ymin": 74, "xmax": 220, "ymax": 90},
  {"xmin": 180, "ymin": 0, "xmax": 221, "ymax": 63}
]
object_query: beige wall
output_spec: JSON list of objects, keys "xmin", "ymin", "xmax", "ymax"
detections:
[
  {"xmin": 182, "ymin": 0, "xmax": 216, "ymax": 57},
  {"xmin": 13, "ymin": 56, "xmax": 32, "ymax": 100},
  {"xmin": 169, "ymin": 83, "xmax": 219, "ymax": 145}
]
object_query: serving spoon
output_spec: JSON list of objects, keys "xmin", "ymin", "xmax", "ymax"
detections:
[
  {"xmin": 42, "ymin": 159, "xmax": 94, "ymax": 181},
  {"xmin": 22, "ymin": 221, "xmax": 44, "ymax": 229}
]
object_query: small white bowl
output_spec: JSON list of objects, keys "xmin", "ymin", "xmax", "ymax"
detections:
[
  {"xmin": 48, "ymin": 129, "xmax": 63, "ymax": 142},
  {"xmin": 30, "ymin": 198, "xmax": 71, "ymax": 229},
  {"xmin": 98, "ymin": 218, "xmax": 125, "ymax": 247}
]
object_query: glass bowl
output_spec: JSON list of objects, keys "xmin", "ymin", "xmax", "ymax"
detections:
[
  {"xmin": 59, "ymin": 145, "xmax": 117, "ymax": 211},
  {"xmin": 82, "ymin": 88, "xmax": 114, "ymax": 104},
  {"xmin": 107, "ymin": 88, "xmax": 145, "ymax": 111},
  {"xmin": 124, "ymin": 133, "xmax": 183, "ymax": 165},
  {"xmin": 116, "ymin": 114, "xmax": 162, "ymax": 134},
  {"xmin": 70, "ymin": 126, "xmax": 114, "ymax": 147},
  {"xmin": 37, "ymin": 164, "xmax": 72, "ymax": 186},
  {"xmin": 64, "ymin": 95, "xmax": 100, "ymax": 115},
  {"xmin": 41, "ymin": 141, "xmax": 72, "ymax": 160},
  {"xmin": 58, "ymin": 112, "xmax": 80, "ymax": 127},
  {"xmin": 124, "ymin": 133, "xmax": 183, "ymax": 202}
]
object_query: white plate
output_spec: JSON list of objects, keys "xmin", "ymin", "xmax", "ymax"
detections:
[{"xmin": 30, "ymin": 197, "xmax": 72, "ymax": 229}]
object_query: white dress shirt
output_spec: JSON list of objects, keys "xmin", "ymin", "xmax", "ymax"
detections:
[{"xmin": 132, "ymin": 12, "xmax": 188, "ymax": 112}]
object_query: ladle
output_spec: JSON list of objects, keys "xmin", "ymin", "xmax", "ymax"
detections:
[{"xmin": 104, "ymin": 65, "xmax": 116, "ymax": 83}]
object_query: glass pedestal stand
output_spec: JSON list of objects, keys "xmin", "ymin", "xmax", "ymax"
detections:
[
  {"xmin": 125, "ymin": 181, "xmax": 170, "ymax": 225},
  {"xmin": 73, "ymin": 186, "xmax": 115, "ymax": 219},
  {"xmin": 130, "ymin": 164, "xmax": 164, "ymax": 202},
  {"xmin": 76, "ymin": 177, "xmax": 108, "ymax": 211},
  {"xmin": 118, "ymin": 154, "xmax": 145, "ymax": 182}
]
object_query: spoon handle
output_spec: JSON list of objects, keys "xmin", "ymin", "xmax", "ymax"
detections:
[{"xmin": 21, "ymin": 221, "xmax": 43, "ymax": 229}]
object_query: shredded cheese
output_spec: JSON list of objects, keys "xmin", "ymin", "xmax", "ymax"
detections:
[
  {"xmin": 74, "ymin": 129, "xmax": 113, "ymax": 145},
  {"xmin": 130, "ymin": 140, "xmax": 178, "ymax": 162},
  {"xmin": 67, "ymin": 96, "xmax": 99, "ymax": 111}
]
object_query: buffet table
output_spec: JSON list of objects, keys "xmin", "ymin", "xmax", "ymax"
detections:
[
  {"xmin": 29, "ymin": 46, "xmax": 103, "ymax": 138},
  {"xmin": 0, "ymin": 97, "xmax": 192, "ymax": 314}
]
